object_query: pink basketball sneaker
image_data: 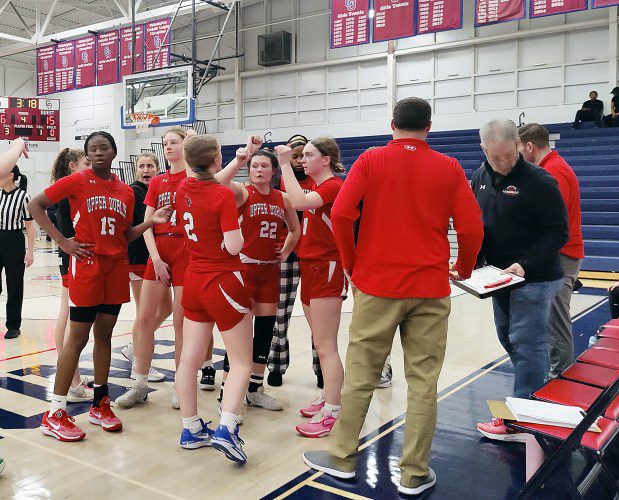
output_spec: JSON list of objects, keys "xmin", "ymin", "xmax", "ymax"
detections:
[
  {"xmin": 296, "ymin": 412, "xmax": 337, "ymax": 438},
  {"xmin": 299, "ymin": 396, "xmax": 325, "ymax": 417}
]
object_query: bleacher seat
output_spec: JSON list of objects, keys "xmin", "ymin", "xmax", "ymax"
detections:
[
  {"xmin": 579, "ymin": 347, "xmax": 619, "ymax": 370},
  {"xmin": 561, "ymin": 362, "xmax": 619, "ymax": 389},
  {"xmin": 592, "ymin": 337, "xmax": 619, "ymax": 351},
  {"xmin": 599, "ymin": 328, "xmax": 619, "ymax": 340}
]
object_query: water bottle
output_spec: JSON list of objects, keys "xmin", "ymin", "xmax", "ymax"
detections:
[{"xmin": 588, "ymin": 335, "xmax": 598, "ymax": 348}]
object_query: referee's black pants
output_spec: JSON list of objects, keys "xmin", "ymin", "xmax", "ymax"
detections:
[{"xmin": 0, "ymin": 230, "xmax": 25, "ymax": 331}]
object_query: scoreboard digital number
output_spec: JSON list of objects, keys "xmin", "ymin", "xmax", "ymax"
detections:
[{"xmin": 0, "ymin": 97, "xmax": 60, "ymax": 142}]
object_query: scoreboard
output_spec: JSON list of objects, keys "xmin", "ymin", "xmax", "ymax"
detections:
[{"xmin": 0, "ymin": 97, "xmax": 60, "ymax": 142}]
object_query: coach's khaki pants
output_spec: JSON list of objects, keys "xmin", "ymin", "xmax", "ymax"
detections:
[{"xmin": 329, "ymin": 289, "xmax": 450, "ymax": 488}]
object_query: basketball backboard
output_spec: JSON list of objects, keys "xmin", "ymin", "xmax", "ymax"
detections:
[{"xmin": 121, "ymin": 66, "xmax": 195, "ymax": 129}]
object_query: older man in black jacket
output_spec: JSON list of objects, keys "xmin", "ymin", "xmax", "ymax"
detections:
[{"xmin": 471, "ymin": 119, "xmax": 568, "ymax": 443}]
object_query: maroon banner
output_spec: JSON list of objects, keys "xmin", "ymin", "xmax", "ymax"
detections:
[
  {"xmin": 75, "ymin": 35, "xmax": 96, "ymax": 89},
  {"xmin": 530, "ymin": 0, "xmax": 587, "ymax": 17},
  {"xmin": 54, "ymin": 41, "xmax": 75, "ymax": 92},
  {"xmin": 120, "ymin": 25, "xmax": 144, "ymax": 77},
  {"xmin": 36, "ymin": 46, "xmax": 55, "ymax": 95},
  {"xmin": 96, "ymin": 30, "xmax": 120, "ymax": 85},
  {"xmin": 330, "ymin": 0, "xmax": 370, "ymax": 48},
  {"xmin": 592, "ymin": 0, "xmax": 619, "ymax": 7},
  {"xmin": 416, "ymin": 0, "xmax": 463, "ymax": 35},
  {"xmin": 373, "ymin": 0, "xmax": 414, "ymax": 42},
  {"xmin": 475, "ymin": 0, "xmax": 525, "ymax": 25},
  {"xmin": 144, "ymin": 18, "xmax": 171, "ymax": 70}
]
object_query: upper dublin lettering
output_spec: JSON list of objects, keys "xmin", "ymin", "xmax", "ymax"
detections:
[{"xmin": 86, "ymin": 196, "xmax": 127, "ymax": 217}]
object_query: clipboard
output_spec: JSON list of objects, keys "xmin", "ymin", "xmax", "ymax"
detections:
[{"xmin": 453, "ymin": 265, "xmax": 526, "ymax": 299}]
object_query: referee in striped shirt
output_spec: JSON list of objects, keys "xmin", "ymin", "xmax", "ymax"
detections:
[{"xmin": 0, "ymin": 165, "xmax": 35, "ymax": 339}]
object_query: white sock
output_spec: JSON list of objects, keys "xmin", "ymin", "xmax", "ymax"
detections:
[
  {"xmin": 323, "ymin": 402, "xmax": 341, "ymax": 417},
  {"xmin": 135, "ymin": 373, "xmax": 148, "ymax": 388},
  {"xmin": 385, "ymin": 354, "xmax": 392, "ymax": 365},
  {"xmin": 201, "ymin": 360, "xmax": 213, "ymax": 369},
  {"xmin": 182, "ymin": 415, "xmax": 202, "ymax": 434},
  {"xmin": 220, "ymin": 411, "xmax": 238, "ymax": 432},
  {"xmin": 50, "ymin": 394, "xmax": 67, "ymax": 413}
]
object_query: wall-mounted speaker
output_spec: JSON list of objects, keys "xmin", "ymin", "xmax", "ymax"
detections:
[{"xmin": 258, "ymin": 31, "xmax": 292, "ymax": 67}]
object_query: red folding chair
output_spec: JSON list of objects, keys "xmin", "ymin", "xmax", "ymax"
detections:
[
  {"xmin": 598, "ymin": 328, "xmax": 619, "ymax": 340},
  {"xmin": 591, "ymin": 337, "xmax": 619, "ymax": 351},
  {"xmin": 534, "ymin": 379, "xmax": 619, "ymax": 420},
  {"xmin": 561, "ymin": 362, "xmax": 619, "ymax": 389},
  {"xmin": 578, "ymin": 347, "xmax": 619, "ymax": 370}
]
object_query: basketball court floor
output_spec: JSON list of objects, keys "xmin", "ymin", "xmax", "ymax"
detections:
[{"xmin": 0, "ymin": 241, "xmax": 609, "ymax": 499}]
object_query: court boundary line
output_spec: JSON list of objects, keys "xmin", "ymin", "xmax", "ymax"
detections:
[
  {"xmin": 269, "ymin": 295, "xmax": 608, "ymax": 499},
  {"xmin": 306, "ymin": 480, "xmax": 371, "ymax": 499}
]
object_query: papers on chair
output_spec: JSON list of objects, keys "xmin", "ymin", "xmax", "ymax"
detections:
[
  {"xmin": 504, "ymin": 397, "xmax": 601, "ymax": 432},
  {"xmin": 452, "ymin": 265, "xmax": 525, "ymax": 299}
]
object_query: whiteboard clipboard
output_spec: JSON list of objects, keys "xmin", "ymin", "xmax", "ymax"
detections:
[{"xmin": 453, "ymin": 265, "xmax": 525, "ymax": 299}]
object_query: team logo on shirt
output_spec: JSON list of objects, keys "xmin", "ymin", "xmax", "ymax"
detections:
[
  {"xmin": 503, "ymin": 185, "xmax": 519, "ymax": 196},
  {"xmin": 249, "ymin": 203, "xmax": 285, "ymax": 220},
  {"xmin": 86, "ymin": 196, "xmax": 127, "ymax": 217},
  {"xmin": 404, "ymin": 145, "xmax": 417, "ymax": 152},
  {"xmin": 185, "ymin": 195, "xmax": 192, "ymax": 207}
]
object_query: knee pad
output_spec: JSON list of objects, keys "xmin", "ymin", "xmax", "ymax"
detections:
[
  {"xmin": 98, "ymin": 304, "xmax": 122, "ymax": 316},
  {"xmin": 253, "ymin": 316, "xmax": 276, "ymax": 365},
  {"xmin": 70, "ymin": 306, "xmax": 98, "ymax": 323}
]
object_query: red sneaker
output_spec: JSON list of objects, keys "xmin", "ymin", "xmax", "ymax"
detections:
[
  {"xmin": 296, "ymin": 412, "xmax": 337, "ymax": 438},
  {"xmin": 299, "ymin": 396, "xmax": 325, "ymax": 417},
  {"xmin": 40, "ymin": 409, "xmax": 86, "ymax": 442},
  {"xmin": 89, "ymin": 397, "xmax": 123, "ymax": 432},
  {"xmin": 477, "ymin": 418, "xmax": 526, "ymax": 443}
]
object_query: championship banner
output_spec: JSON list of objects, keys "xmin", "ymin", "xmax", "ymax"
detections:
[
  {"xmin": 54, "ymin": 41, "xmax": 75, "ymax": 92},
  {"xmin": 36, "ymin": 46, "xmax": 56, "ymax": 95},
  {"xmin": 416, "ymin": 0, "xmax": 463, "ymax": 35},
  {"xmin": 530, "ymin": 0, "xmax": 587, "ymax": 17},
  {"xmin": 96, "ymin": 30, "xmax": 120, "ymax": 85},
  {"xmin": 120, "ymin": 25, "xmax": 144, "ymax": 77},
  {"xmin": 144, "ymin": 18, "xmax": 171, "ymax": 70},
  {"xmin": 330, "ymin": 0, "xmax": 370, "ymax": 48},
  {"xmin": 75, "ymin": 35, "xmax": 96, "ymax": 89},
  {"xmin": 475, "ymin": 0, "xmax": 525, "ymax": 26},
  {"xmin": 592, "ymin": 0, "xmax": 619, "ymax": 7},
  {"xmin": 373, "ymin": 0, "xmax": 414, "ymax": 42}
]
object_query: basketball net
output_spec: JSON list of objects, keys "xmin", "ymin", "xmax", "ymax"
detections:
[{"xmin": 129, "ymin": 113, "xmax": 159, "ymax": 134}]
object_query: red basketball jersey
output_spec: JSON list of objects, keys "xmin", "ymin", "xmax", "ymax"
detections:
[
  {"xmin": 279, "ymin": 176, "xmax": 314, "ymax": 251},
  {"xmin": 45, "ymin": 169, "xmax": 134, "ymax": 259},
  {"xmin": 238, "ymin": 185, "xmax": 286, "ymax": 263},
  {"xmin": 175, "ymin": 178, "xmax": 242, "ymax": 273},
  {"xmin": 298, "ymin": 176, "xmax": 343, "ymax": 262},
  {"xmin": 144, "ymin": 169, "xmax": 186, "ymax": 236}
]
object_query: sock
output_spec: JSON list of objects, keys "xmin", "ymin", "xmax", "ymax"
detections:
[
  {"xmin": 50, "ymin": 394, "xmax": 67, "ymax": 413},
  {"xmin": 323, "ymin": 402, "xmax": 341, "ymax": 417},
  {"xmin": 220, "ymin": 411, "xmax": 238, "ymax": 432},
  {"xmin": 182, "ymin": 415, "xmax": 202, "ymax": 434},
  {"xmin": 201, "ymin": 360, "xmax": 213, "ymax": 370},
  {"xmin": 93, "ymin": 384, "xmax": 108, "ymax": 408},
  {"xmin": 385, "ymin": 354, "xmax": 392, "ymax": 365},
  {"xmin": 248, "ymin": 373, "xmax": 264, "ymax": 393},
  {"xmin": 135, "ymin": 373, "xmax": 148, "ymax": 388},
  {"xmin": 218, "ymin": 381, "xmax": 225, "ymax": 403}
]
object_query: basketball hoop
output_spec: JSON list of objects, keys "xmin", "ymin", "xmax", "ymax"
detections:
[{"xmin": 129, "ymin": 113, "xmax": 159, "ymax": 133}]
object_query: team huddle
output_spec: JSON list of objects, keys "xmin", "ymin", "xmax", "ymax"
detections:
[{"xmin": 25, "ymin": 127, "xmax": 349, "ymax": 464}]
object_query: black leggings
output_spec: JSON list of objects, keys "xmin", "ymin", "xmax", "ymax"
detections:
[
  {"xmin": 0, "ymin": 230, "xmax": 25, "ymax": 330},
  {"xmin": 609, "ymin": 287, "xmax": 619, "ymax": 319}
]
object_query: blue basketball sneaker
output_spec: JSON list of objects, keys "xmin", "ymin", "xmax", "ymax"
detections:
[
  {"xmin": 180, "ymin": 419, "xmax": 214, "ymax": 449},
  {"xmin": 211, "ymin": 424, "xmax": 247, "ymax": 463}
]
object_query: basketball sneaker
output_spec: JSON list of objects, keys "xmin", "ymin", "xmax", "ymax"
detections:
[
  {"xmin": 244, "ymin": 387, "xmax": 283, "ymax": 411},
  {"xmin": 89, "ymin": 397, "xmax": 122, "ymax": 432},
  {"xmin": 171, "ymin": 390, "xmax": 180, "ymax": 409},
  {"xmin": 296, "ymin": 411, "xmax": 337, "ymax": 438},
  {"xmin": 299, "ymin": 396, "xmax": 325, "ymax": 417},
  {"xmin": 123, "ymin": 343, "xmax": 165, "ymax": 382},
  {"xmin": 378, "ymin": 361, "xmax": 392, "ymax": 388},
  {"xmin": 115, "ymin": 384, "xmax": 148, "ymax": 408},
  {"xmin": 398, "ymin": 467, "xmax": 437, "ymax": 496},
  {"xmin": 211, "ymin": 424, "xmax": 247, "ymax": 464},
  {"xmin": 199, "ymin": 366, "xmax": 216, "ymax": 390},
  {"xmin": 40, "ymin": 409, "xmax": 86, "ymax": 442},
  {"xmin": 180, "ymin": 419, "xmax": 215, "ymax": 449},
  {"xmin": 476, "ymin": 418, "xmax": 526, "ymax": 443},
  {"xmin": 68, "ymin": 379, "xmax": 94, "ymax": 403}
]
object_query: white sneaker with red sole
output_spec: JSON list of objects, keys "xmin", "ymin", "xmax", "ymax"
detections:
[
  {"xmin": 89, "ymin": 397, "xmax": 123, "ymax": 432},
  {"xmin": 477, "ymin": 418, "xmax": 526, "ymax": 443},
  {"xmin": 40, "ymin": 409, "xmax": 86, "ymax": 442}
]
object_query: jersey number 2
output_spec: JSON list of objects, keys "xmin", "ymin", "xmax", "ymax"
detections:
[
  {"xmin": 183, "ymin": 212, "xmax": 198, "ymax": 242},
  {"xmin": 100, "ymin": 217, "xmax": 116, "ymax": 236},
  {"xmin": 259, "ymin": 221, "xmax": 277, "ymax": 239}
]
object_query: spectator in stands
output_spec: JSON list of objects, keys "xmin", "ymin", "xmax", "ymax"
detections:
[
  {"xmin": 302, "ymin": 97, "xmax": 484, "ymax": 496},
  {"xmin": 609, "ymin": 282, "xmax": 619, "ymax": 319},
  {"xmin": 518, "ymin": 124, "xmax": 584, "ymax": 379},
  {"xmin": 573, "ymin": 91, "xmax": 603, "ymax": 129},
  {"xmin": 472, "ymin": 119, "xmax": 568, "ymax": 443},
  {"xmin": 603, "ymin": 87, "xmax": 619, "ymax": 128}
]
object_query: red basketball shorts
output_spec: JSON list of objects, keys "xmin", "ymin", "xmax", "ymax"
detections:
[
  {"xmin": 182, "ymin": 270, "xmax": 252, "ymax": 331},
  {"xmin": 299, "ymin": 259, "xmax": 348, "ymax": 306},
  {"xmin": 129, "ymin": 264, "xmax": 146, "ymax": 281},
  {"xmin": 143, "ymin": 236, "xmax": 188, "ymax": 287},
  {"xmin": 68, "ymin": 254, "xmax": 130, "ymax": 307},
  {"xmin": 245, "ymin": 263, "xmax": 280, "ymax": 304}
]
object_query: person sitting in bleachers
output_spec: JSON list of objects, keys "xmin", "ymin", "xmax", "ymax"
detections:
[
  {"xmin": 573, "ymin": 91, "xmax": 603, "ymax": 129},
  {"xmin": 603, "ymin": 87, "xmax": 619, "ymax": 128}
]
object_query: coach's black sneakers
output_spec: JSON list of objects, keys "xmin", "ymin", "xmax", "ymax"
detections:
[
  {"xmin": 199, "ymin": 366, "xmax": 216, "ymax": 391},
  {"xmin": 4, "ymin": 329, "xmax": 20, "ymax": 339},
  {"xmin": 267, "ymin": 371, "xmax": 283, "ymax": 387}
]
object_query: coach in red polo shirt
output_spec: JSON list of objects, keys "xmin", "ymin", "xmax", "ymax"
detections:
[
  {"xmin": 518, "ymin": 123, "xmax": 585, "ymax": 377},
  {"xmin": 302, "ymin": 97, "xmax": 484, "ymax": 496}
]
